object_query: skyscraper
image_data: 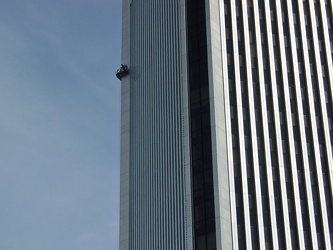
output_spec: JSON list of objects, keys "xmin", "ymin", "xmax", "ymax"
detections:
[{"xmin": 118, "ymin": 0, "xmax": 333, "ymax": 249}]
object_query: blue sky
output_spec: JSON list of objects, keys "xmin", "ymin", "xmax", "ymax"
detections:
[{"xmin": 0, "ymin": 1, "xmax": 121, "ymax": 249}]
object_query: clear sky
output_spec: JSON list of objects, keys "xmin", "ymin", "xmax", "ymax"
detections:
[{"xmin": 0, "ymin": 0, "xmax": 121, "ymax": 249}]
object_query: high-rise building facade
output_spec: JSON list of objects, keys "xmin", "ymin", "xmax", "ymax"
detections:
[{"xmin": 118, "ymin": 0, "xmax": 333, "ymax": 249}]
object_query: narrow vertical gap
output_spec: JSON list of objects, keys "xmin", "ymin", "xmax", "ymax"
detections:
[{"xmin": 186, "ymin": 0, "xmax": 217, "ymax": 249}]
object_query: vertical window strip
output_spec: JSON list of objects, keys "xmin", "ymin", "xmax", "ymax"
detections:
[
  {"xmin": 275, "ymin": 0, "xmax": 306, "ymax": 248},
  {"xmin": 306, "ymin": 0, "xmax": 333, "ymax": 249},
  {"xmin": 294, "ymin": 15, "xmax": 321, "ymax": 250},
  {"xmin": 239, "ymin": 0, "xmax": 265, "ymax": 248},
  {"xmin": 320, "ymin": 0, "xmax": 333, "ymax": 142},
  {"xmin": 254, "ymin": 1, "xmax": 280, "ymax": 248},
  {"xmin": 149, "ymin": 0, "xmax": 159, "ymax": 248},
  {"xmin": 224, "ymin": 1, "xmax": 242, "ymax": 248},
  {"xmin": 316, "ymin": 1, "xmax": 333, "ymax": 240},
  {"xmin": 236, "ymin": 0, "xmax": 256, "ymax": 245},
  {"xmin": 264, "ymin": 0, "xmax": 292, "ymax": 248},
  {"xmin": 297, "ymin": 0, "xmax": 327, "ymax": 248},
  {"xmin": 230, "ymin": 0, "xmax": 252, "ymax": 248},
  {"xmin": 316, "ymin": 2, "xmax": 333, "ymax": 237},
  {"xmin": 327, "ymin": 0, "xmax": 333, "ymax": 69},
  {"xmin": 288, "ymin": 0, "xmax": 318, "ymax": 248}
]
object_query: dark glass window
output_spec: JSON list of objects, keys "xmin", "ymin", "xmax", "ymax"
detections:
[{"xmin": 186, "ymin": 0, "xmax": 217, "ymax": 249}]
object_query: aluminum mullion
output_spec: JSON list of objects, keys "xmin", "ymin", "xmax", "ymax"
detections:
[
  {"xmin": 130, "ymin": 5, "xmax": 135, "ymax": 249},
  {"xmin": 158, "ymin": 4, "xmax": 164, "ymax": 247},
  {"xmin": 166, "ymin": 4, "xmax": 171, "ymax": 248},
  {"xmin": 307, "ymin": 1, "xmax": 332, "ymax": 248},
  {"xmin": 166, "ymin": 8, "xmax": 171, "ymax": 241},
  {"xmin": 176, "ymin": 4, "xmax": 182, "ymax": 246},
  {"xmin": 230, "ymin": 1, "xmax": 252, "ymax": 248},
  {"xmin": 152, "ymin": 1, "xmax": 157, "ymax": 247},
  {"xmin": 151, "ymin": 5, "xmax": 156, "ymax": 246},
  {"xmin": 171, "ymin": 3, "xmax": 176, "ymax": 245},
  {"xmin": 175, "ymin": 7, "xmax": 181, "ymax": 247},
  {"xmin": 140, "ymin": 2, "xmax": 145, "ymax": 247},
  {"xmin": 156, "ymin": 3, "xmax": 162, "ymax": 248},
  {"xmin": 252, "ymin": 1, "xmax": 279, "ymax": 248},
  {"xmin": 165, "ymin": 5, "xmax": 171, "ymax": 244},
  {"xmin": 153, "ymin": 3, "xmax": 158, "ymax": 248},
  {"xmin": 130, "ymin": 6, "xmax": 135, "ymax": 246},
  {"xmin": 296, "ymin": 0, "xmax": 329, "ymax": 248},
  {"xmin": 139, "ymin": 3, "xmax": 145, "ymax": 247},
  {"xmin": 136, "ymin": 31, "xmax": 141, "ymax": 248},
  {"xmin": 151, "ymin": 0, "xmax": 157, "ymax": 246},
  {"xmin": 162, "ymin": 4, "xmax": 167, "ymax": 247},
  {"xmin": 275, "ymin": 1, "xmax": 305, "ymax": 248},
  {"xmin": 285, "ymin": 0, "xmax": 319, "ymax": 248},
  {"xmin": 136, "ymin": 2, "xmax": 142, "ymax": 247},
  {"xmin": 174, "ymin": 5, "xmax": 183, "ymax": 248},
  {"xmin": 170, "ymin": 3, "xmax": 176, "ymax": 245},
  {"xmin": 264, "ymin": 1, "xmax": 292, "ymax": 249},
  {"xmin": 240, "ymin": 0, "xmax": 265, "ymax": 248},
  {"xmin": 218, "ymin": 2, "xmax": 238, "ymax": 249},
  {"xmin": 141, "ymin": 2, "xmax": 151, "ymax": 249}
]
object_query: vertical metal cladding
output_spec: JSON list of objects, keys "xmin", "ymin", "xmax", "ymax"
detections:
[
  {"xmin": 127, "ymin": 0, "xmax": 186, "ymax": 249},
  {"xmin": 219, "ymin": 0, "xmax": 333, "ymax": 249}
]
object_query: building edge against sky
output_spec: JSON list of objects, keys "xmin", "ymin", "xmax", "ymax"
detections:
[{"xmin": 119, "ymin": 0, "xmax": 333, "ymax": 249}]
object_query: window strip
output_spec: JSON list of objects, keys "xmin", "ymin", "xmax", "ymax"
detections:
[
  {"xmin": 263, "ymin": 0, "xmax": 292, "ymax": 248},
  {"xmin": 275, "ymin": 1, "xmax": 305, "ymax": 248}
]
